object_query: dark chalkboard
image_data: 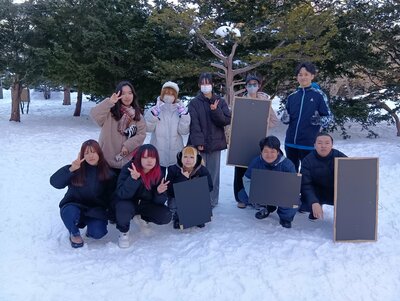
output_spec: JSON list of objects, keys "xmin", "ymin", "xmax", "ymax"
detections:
[
  {"xmin": 249, "ymin": 169, "xmax": 301, "ymax": 208},
  {"xmin": 227, "ymin": 97, "xmax": 271, "ymax": 167},
  {"xmin": 173, "ymin": 176, "xmax": 213, "ymax": 229},
  {"xmin": 334, "ymin": 158, "xmax": 379, "ymax": 242}
]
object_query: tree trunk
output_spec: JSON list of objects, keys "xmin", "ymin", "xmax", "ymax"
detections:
[
  {"xmin": 63, "ymin": 86, "xmax": 71, "ymax": 105},
  {"xmin": 73, "ymin": 89, "xmax": 82, "ymax": 116},
  {"xmin": 10, "ymin": 79, "xmax": 21, "ymax": 122}
]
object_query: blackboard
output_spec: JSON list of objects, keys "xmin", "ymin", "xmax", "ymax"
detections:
[
  {"xmin": 227, "ymin": 97, "xmax": 271, "ymax": 167},
  {"xmin": 334, "ymin": 158, "xmax": 379, "ymax": 242},
  {"xmin": 249, "ymin": 169, "xmax": 301, "ymax": 207},
  {"xmin": 173, "ymin": 176, "xmax": 212, "ymax": 229}
]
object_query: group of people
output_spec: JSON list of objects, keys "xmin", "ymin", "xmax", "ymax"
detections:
[{"xmin": 50, "ymin": 61, "xmax": 347, "ymax": 249}]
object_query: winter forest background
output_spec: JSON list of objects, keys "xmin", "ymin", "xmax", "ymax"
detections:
[{"xmin": 0, "ymin": 0, "xmax": 400, "ymax": 300}]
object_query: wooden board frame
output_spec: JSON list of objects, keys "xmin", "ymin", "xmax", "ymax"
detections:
[
  {"xmin": 227, "ymin": 97, "xmax": 271, "ymax": 168},
  {"xmin": 334, "ymin": 157, "xmax": 379, "ymax": 242},
  {"xmin": 249, "ymin": 169, "xmax": 301, "ymax": 208}
]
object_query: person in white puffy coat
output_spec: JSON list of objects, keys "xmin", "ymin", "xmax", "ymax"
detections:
[{"xmin": 145, "ymin": 81, "xmax": 191, "ymax": 175}]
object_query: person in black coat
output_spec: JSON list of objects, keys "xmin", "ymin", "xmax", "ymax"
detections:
[
  {"xmin": 113, "ymin": 144, "xmax": 172, "ymax": 248},
  {"xmin": 166, "ymin": 146, "xmax": 213, "ymax": 229},
  {"xmin": 187, "ymin": 72, "xmax": 231, "ymax": 207},
  {"xmin": 300, "ymin": 132, "xmax": 347, "ymax": 220},
  {"xmin": 50, "ymin": 140, "xmax": 116, "ymax": 248}
]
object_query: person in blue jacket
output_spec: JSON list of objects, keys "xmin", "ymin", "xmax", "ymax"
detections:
[
  {"xmin": 238, "ymin": 136, "xmax": 298, "ymax": 228},
  {"xmin": 300, "ymin": 132, "xmax": 347, "ymax": 220},
  {"xmin": 281, "ymin": 62, "xmax": 333, "ymax": 173},
  {"xmin": 50, "ymin": 140, "xmax": 116, "ymax": 248},
  {"xmin": 166, "ymin": 145, "xmax": 213, "ymax": 229}
]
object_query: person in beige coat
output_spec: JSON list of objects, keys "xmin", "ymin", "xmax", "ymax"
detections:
[{"xmin": 90, "ymin": 81, "xmax": 146, "ymax": 174}]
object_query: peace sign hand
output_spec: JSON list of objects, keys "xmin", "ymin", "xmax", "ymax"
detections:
[
  {"xmin": 157, "ymin": 178, "xmax": 170, "ymax": 194},
  {"xmin": 128, "ymin": 163, "xmax": 141, "ymax": 180},
  {"xmin": 69, "ymin": 153, "xmax": 85, "ymax": 172},
  {"xmin": 210, "ymin": 99, "xmax": 220, "ymax": 111},
  {"xmin": 110, "ymin": 91, "xmax": 122, "ymax": 104}
]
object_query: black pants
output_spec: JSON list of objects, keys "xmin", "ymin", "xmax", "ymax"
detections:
[
  {"xmin": 233, "ymin": 166, "xmax": 247, "ymax": 202},
  {"xmin": 115, "ymin": 200, "xmax": 172, "ymax": 233},
  {"xmin": 285, "ymin": 146, "xmax": 312, "ymax": 172}
]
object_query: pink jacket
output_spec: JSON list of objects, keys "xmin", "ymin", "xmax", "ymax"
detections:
[{"xmin": 90, "ymin": 98, "xmax": 146, "ymax": 169}]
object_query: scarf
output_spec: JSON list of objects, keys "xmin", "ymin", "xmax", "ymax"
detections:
[{"xmin": 118, "ymin": 105, "xmax": 136, "ymax": 135}]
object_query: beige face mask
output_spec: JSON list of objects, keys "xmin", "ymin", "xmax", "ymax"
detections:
[{"xmin": 163, "ymin": 95, "xmax": 175, "ymax": 104}]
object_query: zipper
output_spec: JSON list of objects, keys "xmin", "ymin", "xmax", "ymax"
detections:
[{"xmin": 293, "ymin": 88, "xmax": 305, "ymax": 144}]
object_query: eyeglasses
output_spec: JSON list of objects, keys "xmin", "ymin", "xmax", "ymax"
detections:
[{"xmin": 246, "ymin": 83, "xmax": 258, "ymax": 88}]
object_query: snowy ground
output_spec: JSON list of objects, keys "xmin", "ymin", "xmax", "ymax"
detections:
[{"xmin": 0, "ymin": 90, "xmax": 399, "ymax": 301}]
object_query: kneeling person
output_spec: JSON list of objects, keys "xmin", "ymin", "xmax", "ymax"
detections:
[
  {"xmin": 238, "ymin": 136, "xmax": 298, "ymax": 228},
  {"xmin": 300, "ymin": 132, "xmax": 347, "ymax": 220}
]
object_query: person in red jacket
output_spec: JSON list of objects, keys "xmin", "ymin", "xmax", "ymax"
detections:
[{"xmin": 50, "ymin": 140, "xmax": 116, "ymax": 248}]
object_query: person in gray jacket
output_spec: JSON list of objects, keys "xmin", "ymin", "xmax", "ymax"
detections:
[{"xmin": 145, "ymin": 81, "xmax": 190, "ymax": 176}]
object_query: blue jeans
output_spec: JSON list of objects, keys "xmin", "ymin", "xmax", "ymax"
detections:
[{"xmin": 60, "ymin": 205, "xmax": 108, "ymax": 239}]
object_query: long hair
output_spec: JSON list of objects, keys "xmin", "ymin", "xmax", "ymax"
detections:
[
  {"xmin": 132, "ymin": 144, "xmax": 162, "ymax": 190},
  {"xmin": 71, "ymin": 139, "xmax": 111, "ymax": 187},
  {"xmin": 110, "ymin": 81, "xmax": 141, "ymax": 122}
]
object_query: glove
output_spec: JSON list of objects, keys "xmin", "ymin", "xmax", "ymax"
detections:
[
  {"xmin": 124, "ymin": 124, "xmax": 137, "ymax": 138},
  {"xmin": 310, "ymin": 111, "xmax": 321, "ymax": 125},
  {"xmin": 281, "ymin": 109, "xmax": 290, "ymax": 124},
  {"xmin": 151, "ymin": 105, "xmax": 161, "ymax": 117},
  {"xmin": 177, "ymin": 104, "xmax": 187, "ymax": 116}
]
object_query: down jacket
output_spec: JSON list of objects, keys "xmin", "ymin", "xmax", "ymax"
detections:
[
  {"xmin": 90, "ymin": 98, "xmax": 146, "ymax": 169},
  {"xmin": 300, "ymin": 149, "xmax": 347, "ymax": 206},
  {"xmin": 187, "ymin": 92, "xmax": 231, "ymax": 153},
  {"xmin": 145, "ymin": 98, "xmax": 190, "ymax": 167},
  {"xmin": 50, "ymin": 164, "xmax": 116, "ymax": 220}
]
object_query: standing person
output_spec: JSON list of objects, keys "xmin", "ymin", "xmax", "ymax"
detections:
[
  {"xmin": 145, "ymin": 81, "xmax": 190, "ymax": 176},
  {"xmin": 234, "ymin": 73, "xmax": 280, "ymax": 209},
  {"xmin": 90, "ymin": 81, "xmax": 146, "ymax": 176},
  {"xmin": 281, "ymin": 62, "xmax": 333, "ymax": 173},
  {"xmin": 166, "ymin": 146, "xmax": 213, "ymax": 229},
  {"xmin": 300, "ymin": 132, "xmax": 347, "ymax": 220},
  {"xmin": 188, "ymin": 72, "xmax": 231, "ymax": 208},
  {"xmin": 50, "ymin": 140, "xmax": 116, "ymax": 248},
  {"xmin": 114, "ymin": 144, "xmax": 171, "ymax": 248},
  {"xmin": 238, "ymin": 136, "xmax": 298, "ymax": 228}
]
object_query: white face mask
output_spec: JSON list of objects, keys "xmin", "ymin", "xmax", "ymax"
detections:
[
  {"xmin": 200, "ymin": 85, "xmax": 212, "ymax": 94},
  {"xmin": 163, "ymin": 95, "xmax": 175, "ymax": 104},
  {"xmin": 246, "ymin": 86, "xmax": 259, "ymax": 94}
]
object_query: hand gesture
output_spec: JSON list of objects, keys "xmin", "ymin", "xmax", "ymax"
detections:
[
  {"xmin": 151, "ymin": 104, "xmax": 162, "ymax": 117},
  {"xmin": 69, "ymin": 153, "xmax": 85, "ymax": 172},
  {"xmin": 157, "ymin": 178, "xmax": 170, "ymax": 194},
  {"xmin": 181, "ymin": 168, "xmax": 190, "ymax": 179},
  {"xmin": 177, "ymin": 104, "xmax": 187, "ymax": 116},
  {"xmin": 128, "ymin": 163, "xmax": 141, "ymax": 180},
  {"xmin": 110, "ymin": 91, "xmax": 122, "ymax": 104},
  {"xmin": 197, "ymin": 145, "xmax": 204, "ymax": 151},
  {"xmin": 210, "ymin": 99, "xmax": 220, "ymax": 111}
]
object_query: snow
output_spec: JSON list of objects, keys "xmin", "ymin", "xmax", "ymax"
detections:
[
  {"xmin": 215, "ymin": 25, "xmax": 241, "ymax": 38},
  {"xmin": 0, "ymin": 89, "xmax": 400, "ymax": 301}
]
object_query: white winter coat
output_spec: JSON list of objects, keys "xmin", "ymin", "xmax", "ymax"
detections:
[{"xmin": 145, "ymin": 98, "xmax": 191, "ymax": 167}]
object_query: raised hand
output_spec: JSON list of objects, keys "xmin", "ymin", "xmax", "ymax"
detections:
[
  {"xmin": 69, "ymin": 153, "xmax": 85, "ymax": 172},
  {"xmin": 157, "ymin": 178, "xmax": 170, "ymax": 194},
  {"xmin": 110, "ymin": 91, "xmax": 122, "ymax": 104},
  {"xmin": 128, "ymin": 163, "xmax": 141, "ymax": 180},
  {"xmin": 121, "ymin": 146, "xmax": 129, "ymax": 156},
  {"xmin": 210, "ymin": 99, "xmax": 220, "ymax": 111}
]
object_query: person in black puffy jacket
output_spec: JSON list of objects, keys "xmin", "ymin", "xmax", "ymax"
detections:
[
  {"xmin": 300, "ymin": 132, "xmax": 347, "ymax": 220},
  {"xmin": 166, "ymin": 146, "xmax": 213, "ymax": 229},
  {"xmin": 50, "ymin": 139, "xmax": 116, "ymax": 248}
]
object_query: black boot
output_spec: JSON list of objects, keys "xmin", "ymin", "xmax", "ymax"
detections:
[{"xmin": 172, "ymin": 213, "xmax": 180, "ymax": 229}]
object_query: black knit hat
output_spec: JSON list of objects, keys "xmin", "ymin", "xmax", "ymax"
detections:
[{"xmin": 245, "ymin": 74, "xmax": 261, "ymax": 84}]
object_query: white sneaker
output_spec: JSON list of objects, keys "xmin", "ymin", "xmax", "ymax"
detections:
[{"xmin": 118, "ymin": 231, "xmax": 130, "ymax": 248}]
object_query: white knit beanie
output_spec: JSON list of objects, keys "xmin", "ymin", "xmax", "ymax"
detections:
[{"xmin": 162, "ymin": 81, "xmax": 179, "ymax": 94}]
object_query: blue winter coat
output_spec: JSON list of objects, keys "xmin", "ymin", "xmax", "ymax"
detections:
[
  {"xmin": 187, "ymin": 92, "xmax": 231, "ymax": 153},
  {"xmin": 284, "ymin": 86, "xmax": 333, "ymax": 149}
]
